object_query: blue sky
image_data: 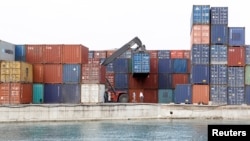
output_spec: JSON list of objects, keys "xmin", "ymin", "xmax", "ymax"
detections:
[{"xmin": 0, "ymin": 0, "xmax": 249, "ymax": 50}]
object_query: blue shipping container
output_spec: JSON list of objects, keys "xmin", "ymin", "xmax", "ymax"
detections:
[
  {"xmin": 119, "ymin": 49, "xmax": 132, "ymax": 58},
  {"xmin": 15, "ymin": 45, "xmax": 26, "ymax": 61},
  {"xmin": 61, "ymin": 84, "xmax": 81, "ymax": 104},
  {"xmin": 228, "ymin": 87, "xmax": 245, "ymax": 105},
  {"xmin": 132, "ymin": 52, "xmax": 150, "ymax": 73},
  {"xmin": 245, "ymin": 45, "xmax": 250, "ymax": 65},
  {"xmin": 191, "ymin": 64, "xmax": 210, "ymax": 84},
  {"xmin": 158, "ymin": 73, "xmax": 172, "ymax": 89},
  {"xmin": 173, "ymin": 59, "xmax": 188, "ymax": 73},
  {"xmin": 210, "ymin": 65, "xmax": 227, "ymax": 85},
  {"xmin": 158, "ymin": 59, "xmax": 173, "ymax": 73},
  {"xmin": 157, "ymin": 50, "xmax": 170, "ymax": 59},
  {"xmin": 191, "ymin": 44, "xmax": 210, "ymax": 65},
  {"xmin": 210, "ymin": 45, "xmax": 227, "ymax": 64},
  {"xmin": 44, "ymin": 84, "xmax": 62, "ymax": 103},
  {"xmin": 211, "ymin": 25, "xmax": 228, "ymax": 45},
  {"xmin": 228, "ymin": 67, "xmax": 244, "ymax": 87},
  {"xmin": 228, "ymin": 27, "xmax": 245, "ymax": 46},
  {"xmin": 190, "ymin": 5, "xmax": 210, "ymax": 28},
  {"xmin": 210, "ymin": 85, "xmax": 227, "ymax": 105},
  {"xmin": 210, "ymin": 7, "xmax": 228, "ymax": 25},
  {"xmin": 158, "ymin": 89, "xmax": 174, "ymax": 103},
  {"xmin": 33, "ymin": 84, "xmax": 44, "ymax": 104},
  {"xmin": 245, "ymin": 85, "xmax": 250, "ymax": 105},
  {"xmin": 63, "ymin": 64, "xmax": 81, "ymax": 83},
  {"xmin": 113, "ymin": 58, "xmax": 129, "ymax": 73},
  {"xmin": 174, "ymin": 84, "xmax": 192, "ymax": 104},
  {"xmin": 115, "ymin": 73, "xmax": 128, "ymax": 89}
]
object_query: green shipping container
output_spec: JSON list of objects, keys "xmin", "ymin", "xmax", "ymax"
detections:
[
  {"xmin": 33, "ymin": 84, "xmax": 44, "ymax": 104},
  {"xmin": 158, "ymin": 89, "xmax": 174, "ymax": 103},
  {"xmin": 245, "ymin": 66, "xmax": 250, "ymax": 85}
]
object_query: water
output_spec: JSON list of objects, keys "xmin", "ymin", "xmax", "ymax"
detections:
[{"xmin": 0, "ymin": 119, "xmax": 249, "ymax": 141}]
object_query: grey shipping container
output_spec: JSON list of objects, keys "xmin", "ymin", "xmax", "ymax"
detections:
[
  {"xmin": 245, "ymin": 45, "xmax": 250, "ymax": 65},
  {"xmin": 210, "ymin": 45, "xmax": 227, "ymax": 64},
  {"xmin": 210, "ymin": 85, "xmax": 227, "ymax": 105},
  {"xmin": 210, "ymin": 7, "xmax": 228, "ymax": 25},
  {"xmin": 228, "ymin": 67, "xmax": 244, "ymax": 87},
  {"xmin": 227, "ymin": 87, "xmax": 245, "ymax": 105},
  {"xmin": 191, "ymin": 44, "xmax": 210, "ymax": 65},
  {"xmin": 210, "ymin": 64, "xmax": 227, "ymax": 85},
  {"xmin": 61, "ymin": 84, "xmax": 81, "ymax": 104},
  {"xmin": 191, "ymin": 64, "xmax": 210, "ymax": 84},
  {"xmin": 228, "ymin": 27, "xmax": 245, "ymax": 46},
  {"xmin": 0, "ymin": 40, "xmax": 15, "ymax": 61},
  {"xmin": 211, "ymin": 25, "xmax": 228, "ymax": 45},
  {"xmin": 174, "ymin": 84, "xmax": 192, "ymax": 104}
]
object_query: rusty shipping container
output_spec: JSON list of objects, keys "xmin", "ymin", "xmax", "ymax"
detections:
[
  {"xmin": 128, "ymin": 89, "xmax": 158, "ymax": 103},
  {"xmin": 62, "ymin": 44, "xmax": 89, "ymax": 64},
  {"xmin": 33, "ymin": 63, "xmax": 44, "ymax": 83},
  {"xmin": 0, "ymin": 83, "xmax": 32, "ymax": 104},
  {"xmin": 25, "ymin": 44, "xmax": 44, "ymax": 63},
  {"xmin": 129, "ymin": 73, "xmax": 158, "ymax": 89},
  {"xmin": 190, "ymin": 25, "xmax": 210, "ymax": 45},
  {"xmin": 150, "ymin": 58, "xmax": 158, "ymax": 73},
  {"xmin": 227, "ymin": 47, "xmax": 245, "ymax": 66},
  {"xmin": 43, "ymin": 44, "xmax": 62, "ymax": 63},
  {"xmin": 93, "ymin": 50, "xmax": 107, "ymax": 59},
  {"xmin": 82, "ymin": 64, "xmax": 106, "ymax": 84},
  {"xmin": 0, "ymin": 61, "xmax": 33, "ymax": 83},
  {"xmin": 148, "ymin": 50, "xmax": 158, "ymax": 58},
  {"xmin": 192, "ymin": 84, "xmax": 210, "ymax": 105},
  {"xmin": 44, "ymin": 64, "xmax": 62, "ymax": 83},
  {"xmin": 172, "ymin": 74, "xmax": 190, "ymax": 88}
]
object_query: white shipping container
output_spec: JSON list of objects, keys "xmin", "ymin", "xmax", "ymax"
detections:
[
  {"xmin": 81, "ymin": 84, "xmax": 105, "ymax": 103},
  {"xmin": 0, "ymin": 40, "xmax": 15, "ymax": 61}
]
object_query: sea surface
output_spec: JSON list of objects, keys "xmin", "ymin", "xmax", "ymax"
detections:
[{"xmin": 0, "ymin": 119, "xmax": 250, "ymax": 141}]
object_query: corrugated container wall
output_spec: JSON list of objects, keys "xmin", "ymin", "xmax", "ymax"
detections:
[
  {"xmin": 227, "ymin": 87, "xmax": 245, "ymax": 105},
  {"xmin": 228, "ymin": 27, "xmax": 245, "ymax": 46},
  {"xmin": 106, "ymin": 73, "xmax": 115, "ymax": 88},
  {"xmin": 158, "ymin": 73, "xmax": 172, "ymax": 89},
  {"xmin": 245, "ymin": 86, "xmax": 250, "ymax": 105},
  {"xmin": 210, "ymin": 7, "xmax": 228, "ymax": 25},
  {"xmin": 43, "ymin": 44, "xmax": 62, "ymax": 63},
  {"xmin": 190, "ymin": 25, "xmax": 210, "ymax": 45},
  {"xmin": 158, "ymin": 89, "xmax": 174, "ymax": 103},
  {"xmin": 88, "ymin": 50, "xmax": 94, "ymax": 58},
  {"xmin": 158, "ymin": 59, "xmax": 173, "ymax": 73},
  {"xmin": 191, "ymin": 64, "xmax": 210, "ymax": 84},
  {"xmin": 33, "ymin": 84, "xmax": 44, "ymax": 104},
  {"xmin": 44, "ymin": 64, "xmax": 62, "ymax": 83},
  {"xmin": 210, "ymin": 65, "xmax": 227, "ymax": 85},
  {"xmin": 44, "ymin": 84, "xmax": 62, "ymax": 103},
  {"xmin": 191, "ymin": 44, "xmax": 210, "ymax": 64},
  {"xmin": 150, "ymin": 58, "xmax": 158, "ymax": 73},
  {"xmin": 62, "ymin": 44, "xmax": 88, "ymax": 64},
  {"xmin": 157, "ymin": 50, "xmax": 170, "ymax": 59},
  {"xmin": 113, "ymin": 58, "xmax": 129, "ymax": 73},
  {"xmin": 0, "ymin": 40, "xmax": 15, "ymax": 61},
  {"xmin": 82, "ymin": 64, "xmax": 106, "ymax": 84},
  {"xmin": 210, "ymin": 25, "xmax": 228, "ymax": 45},
  {"xmin": 210, "ymin": 45, "xmax": 227, "ymax": 64},
  {"xmin": 129, "ymin": 73, "xmax": 158, "ymax": 89},
  {"xmin": 119, "ymin": 49, "xmax": 132, "ymax": 58},
  {"xmin": 148, "ymin": 50, "xmax": 158, "ymax": 59},
  {"xmin": 115, "ymin": 73, "xmax": 128, "ymax": 89},
  {"xmin": 131, "ymin": 52, "xmax": 150, "ymax": 73},
  {"xmin": 0, "ymin": 61, "xmax": 33, "ymax": 83},
  {"xmin": 81, "ymin": 84, "xmax": 105, "ymax": 103},
  {"xmin": 173, "ymin": 59, "xmax": 188, "ymax": 73},
  {"xmin": 245, "ymin": 66, "xmax": 250, "ymax": 85},
  {"xmin": 61, "ymin": 84, "xmax": 81, "ymax": 104},
  {"xmin": 143, "ymin": 89, "xmax": 158, "ymax": 103},
  {"xmin": 93, "ymin": 50, "xmax": 107, "ymax": 59},
  {"xmin": 33, "ymin": 64, "xmax": 44, "ymax": 83},
  {"xmin": 174, "ymin": 84, "xmax": 192, "ymax": 104},
  {"xmin": 190, "ymin": 5, "xmax": 210, "ymax": 26},
  {"xmin": 227, "ymin": 47, "xmax": 245, "ymax": 66},
  {"xmin": 245, "ymin": 45, "xmax": 250, "ymax": 65},
  {"xmin": 63, "ymin": 64, "xmax": 81, "ymax": 83},
  {"xmin": 106, "ymin": 50, "xmax": 115, "ymax": 58},
  {"xmin": 192, "ymin": 84, "xmax": 210, "ymax": 104},
  {"xmin": 25, "ymin": 44, "xmax": 44, "ymax": 63},
  {"xmin": 172, "ymin": 74, "xmax": 189, "ymax": 88},
  {"xmin": 15, "ymin": 45, "xmax": 26, "ymax": 61},
  {"xmin": 227, "ymin": 67, "xmax": 244, "ymax": 87},
  {"xmin": 170, "ymin": 50, "xmax": 185, "ymax": 59},
  {"xmin": 210, "ymin": 85, "xmax": 227, "ymax": 105}
]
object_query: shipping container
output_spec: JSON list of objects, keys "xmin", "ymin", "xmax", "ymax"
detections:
[
  {"xmin": 0, "ymin": 83, "xmax": 32, "ymax": 104},
  {"xmin": 0, "ymin": 61, "xmax": 33, "ymax": 83},
  {"xmin": 227, "ymin": 47, "xmax": 245, "ymax": 66},
  {"xmin": 142, "ymin": 89, "xmax": 158, "ymax": 103},
  {"xmin": 61, "ymin": 84, "xmax": 81, "ymax": 104},
  {"xmin": 81, "ymin": 84, "xmax": 105, "ymax": 103},
  {"xmin": 25, "ymin": 44, "xmax": 44, "ymax": 63},
  {"xmin": 119, "ymin": 49, "xmax": 132, "ymax": 58},
  {"xmin": 170, "ymin": 50, "xmax": 184, "ymax": 59},
  {"xmin": 43, "ymin": 44, "xmax": 62, "ymax": 63},
  {"xmin": 33, "ymin": 63, "xmax": 44, "ymax": 83},
  {"xmin": 105, "ymin": 73, "xmax": 115, "ymax": 88},
  {"xmin": 191, "ymin": 64, "xmax": 210, "ymax": 84},
  {"xmin": 15, "ymin": 45, "xmax": 26, "ymax": 61},
  {"xmin": 113, "ymin": 58, "xmax": 129, "ymax": 73},
  {"xmin": 228, "ymin": 27, "xmax": 245, "ymax": 46},
  {"xmin": 190, "ymin": 5, "xmax": 210, "ymax": 26},
  {"xmin": 158, "ymin": 73, "xmax": 172, "ymax": 89},
  {"xmin": 81, "ymin": 64, "xmax": 106, "ymax": 84},
  {"xmin": 115, "ymin": 73, "xmax": 129, "ymax": 89},
  {"xmin": 173, "ymin": 59, "xmax": 188, "ymax": 73},
  {"xmin": 88, "ymin": 50, "xmax": 94, "ymax": 58},
  {"xmin": 183, "ymin": 50, "xmax": 191, "ymax": 59},
  {"xmin": 174, "ymin": 84, "xmax": 192, "ymax": 104},
  {"xmin": 33, "ymin": 83, "xmax": 44, "ymax": 104},
  {"xmin": 93, "ymin": 50, "xmax": 107, "ymax": 59},
  {"xmin": 157, "ymin": 50, "xmax": 170, "ymax": 59},
  {"xmin": 150, "ymin": 58, "xmax": 158, "ymax": 73},
  {"xmin": 158, "ymin": 89, "xmax": 174, "ymax": 103},
  {"xmin": 227, "ymin": 87, "xmax": 245, "ymax": 105},
  {"xmin": 191, "ymin": 44, "xmax": 210, "ymax": 64},
  {"xmin": 106, "ymin": 50, "xmax": 115, "ymax": 57},
  {"xmin": 245, "ymin": 85, "xmax": 250, "ymax": 105},
  {"xmin": 141, "ymin": 73, "xmax": 158, "ymax": 89},
  {"xmin": 228, "ymin": 67, "xmax": 244, "ymax": 87},
  {"xmin": 63, "ymin": 64, "xmax": 81, "ymax": 83},
  {"xmin": 210, "ymin": 7, "xmax": 228, "ymax": 25},
  {"xmin": 211, "ymin": 25, "xmax": 228, "ymax": 45},
  {"xmin": 172, "ymin": 74, "xmax": 190, "ymax": 88},
  {"xmin": 158, "ymin": 59, "xmax": 173, "ymax": 73},
  {"xmin": 148, "ymin": 50, "xmax": 158, "ymax": 58},
  {"xmin": 44, "ymin": 84, "xmax": 62, "ymax": 103},
  {"xmin": 210, "ymin": 64, "xmax": 227, "ymax": 85},
  {"xmin": 192, "ymin": 84, "xmax": 210, "ymax": 105},
  {"xmin": 62, "ymin": 44, "xmax": 89, "ymax": 64},
  {"xmin": 210, "ymin": 45, "xmax": 227, "ymax": 64},
  {"xmin": 0, "ymin": 40, "xmax": 15, "ymax": 61},
  {"xmin": 88, "ymin": 58, "xmax": 101, "ymax": 64},
  {"xmin": 245, "ymin": 45, "xmax": 250, "ymax": 65},
  {"xmin": 245, "ymin": 66, "xmax": 250, "ymax": 85},
  {"xmin": 44, "ymin": 64, "xmax": 62, "ymax": 83},
  {"xmin": 210, "ymin": 85, "xmax": 227, "ymax": 105},
  {"xmin": 131, "ymin": 52, "xmax": 150, "ymax": 74},
  {"xmin": 190, "ymin": 25, "xmax": 210, "ymax": 45}
]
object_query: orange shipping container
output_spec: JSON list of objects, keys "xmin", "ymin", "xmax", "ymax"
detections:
[
  {"xmin": 25, "ymin": 44, "xmax": 44, "ymax": 63},
  {"xmin": 62, "ymin": 44, "xmax": 89, "ymax": 64},
  {"xmin": 170, "ymin": 50, "xmax": 184, "ymax": 58},
  {"xmin": 192, "ymin": 84, "xmax": 210, "ymax": 105},
  {"xmin": 227, "ymin": 47, "xmax": 245, "ymax": 66},
  {"xmin": 43, "ymin": 44, "xmax": 62, "ymax": 63},
  {"xmin": 33, "ymin": 63, "xmax": 44, "ymax": 83},
  {"xmin": 190, "ymin": 25, "xmax": 210, "ymax": 45},
  {"xmin": 44, "ymin": 64, "xmax": 62, "ymax": 83},
  {"xmin": 128, "ymin": 89, "xmax": 158, "ymax": 103},
  {"xmin": 172, "ymin": 74, "xmax": 189, "ymax": 88}
]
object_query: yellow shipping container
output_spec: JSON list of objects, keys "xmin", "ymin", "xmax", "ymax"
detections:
[{"xmin": 0, "ymin": 61, "xmax": 33, "ymax": 82}]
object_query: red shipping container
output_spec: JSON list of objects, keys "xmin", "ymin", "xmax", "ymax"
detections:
[
  {"xmin": 148, "ymin": 50, "xmax": 158, "ymax": 58},
  {"xmin": 192, "ymin": 84, "xmax": 210, "ymax": 105},
  {"xmin": 33, "ymin": 63, "xmax": 44, "ymax": 83},
  {"xmin": 82, "ymin": 64, "xmax": 106, "ymax": 84},
  {"xmin": 94, "ymin": 50, "xmax": 107, "ymax": 58},
  {"xmin": 128, "ymin": 89, "xmax": 158, "ymax": 103},
  {"xmin": 106, "ymin": 50, "xmax": 116, "ymax": 57},
  {"xmin": 44, "ymin": 64, "xmax": 62, "ymax": 83},
  {"xmin": 184, "ymin": 50, "xmax": 191, "ymax": 59},
  {"xmin": 170, "ymin": 50, "xmax": 184, "ymax": 58},
  {"xmin": 172, "ymin": 74, "xmax": 189, "ymax": 88},
  {"xmin": 43, "ymin": 44, "xmax": 62, "ymax": 63},
  {"xmin": 0, "ymin": 83, "xmax": 32, "ymax": 104},
  {"xmin": 105, "ymin": 73, "xmax": 115, "ymax": 88},
  {"xmin": 129, "ymin": 73, "xmax": 158, "ymax": 89},
  {"xmin": 25, "ymin": 44, "xmax": 44, "ymax": 63},
  {"xmin": 129, "ymin": 74, "xmax": 143, "ymax": 89},
  {"xmin": 190, "ymin": 25, "xmax": 210, "ymax": 45},
  {"xmin": 128, "ymin": 89, "xmax": 144, "ymax": 103},
  {"xmin": 88, "ymin": 58, "xmax": 101, "ymax": 64},
  {"xmin": 227, "ymin": 47, "xmax": 245, "ymax": 66},
  {"xmin": 62, "ymin": 44, "xmax": 89, "ymax": 64},
  {"xmin": 150, "ymin": 58, "xmax": 158, "ymax": 73}
]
